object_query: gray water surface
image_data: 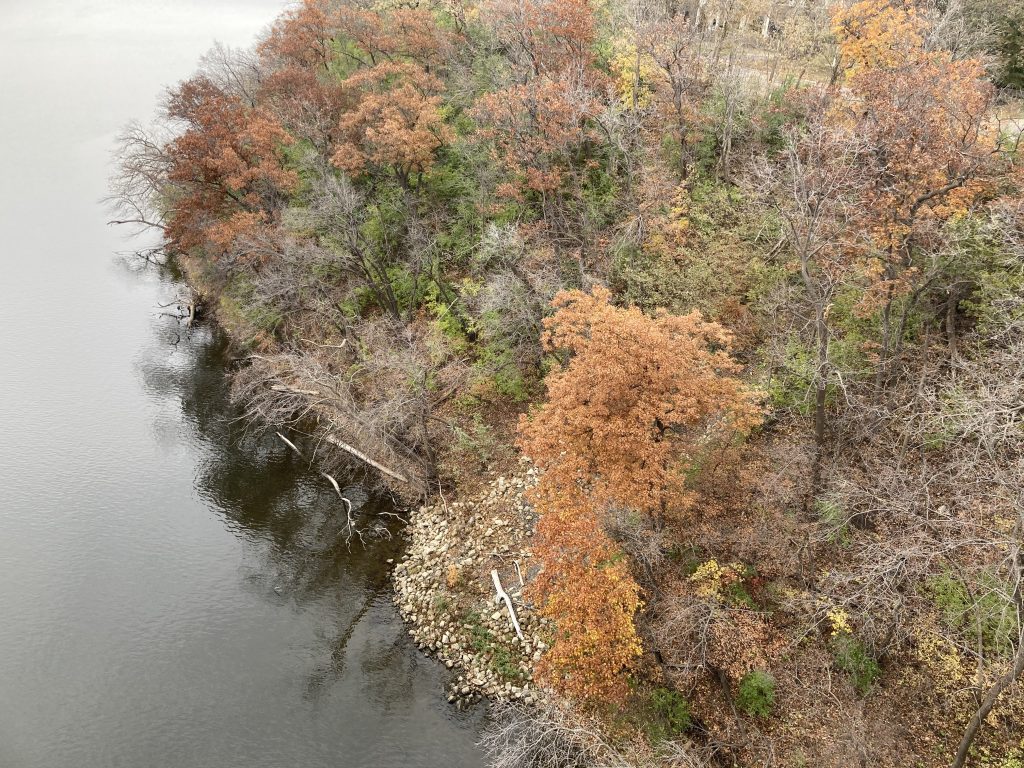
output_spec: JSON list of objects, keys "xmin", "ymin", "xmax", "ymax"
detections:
[{"xmin": 0, "ymin": 3, "xmax": 482, "ymax": 766}]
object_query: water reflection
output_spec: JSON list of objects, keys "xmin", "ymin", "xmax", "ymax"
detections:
[
  {"xmin": 137, "ymin": 301, "xmax": 393, "ymax": 667},
  {"xmin": 132, "ymin": 269, "xmax": 484, "ymax": 762}
]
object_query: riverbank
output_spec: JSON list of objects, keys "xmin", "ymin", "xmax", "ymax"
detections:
[{"xmin": 393, "ymin": 465, "xmax": 548, "ymax": 709}]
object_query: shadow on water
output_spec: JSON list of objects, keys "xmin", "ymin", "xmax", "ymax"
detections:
[{"xmin": 132, "ymin": 263, "xmax": 485, "ymax": 748}]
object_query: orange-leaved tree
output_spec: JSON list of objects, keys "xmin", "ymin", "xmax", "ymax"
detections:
[
  {"xmin": 520, "ymin": 286, "xmax": 761, "ymax": 526},
  {"xmin": 258, "ymin": 0, "xmax": 335, "ymax": 72},
  {"xmin": 334, "ymin": 6, "xmax": 454, "ymax": 71},
  {"xmin": 829, "ymin": 0, "xmax": 999, "ymax": 383},
  {"xmin": 473, "ymin": 0, "xmax": 606, "ymax": 217},
  {"xmin": 163, "ymin": 76, "xmax": 298, "ymax": 255},
  {"xmin": 332, "ymin": 62, "xmax": 452, "ymax": 185},
  {"xmin": 472, "ymin": 77, "xmax": 602, "ymax": 200},
  {"xmin": 529, "ymin": 482, "xmax": 643, "ymax": 703},
  {"xmin": 484, "ymin": 0, "xmax": 596, "ymax": 80},
  {"xmin": 518, "ymin": 286, "xmax": 760, "ymax": 702}
]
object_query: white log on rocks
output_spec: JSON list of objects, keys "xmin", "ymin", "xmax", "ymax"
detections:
[{"xmin": 491, "ymin": 569, "xmax": 524, "ymax": 640}]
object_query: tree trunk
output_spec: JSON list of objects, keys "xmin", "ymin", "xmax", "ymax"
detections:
[
  {"xmin": 814, "ymin": 384, "xmax": 827, "ymax": 448},
  {"xmin": 951, "ymin": 634, "xmax": 1024, "ymax": 768},
  {"xmin": 814, "ymin": 308, "xmax": 829, "ymax": 449},
  {"xmin": 875, "ymin": 295, "xmax": 893, "ymax": 393},
  {"xmin": 946, "ymin": 286, "xmax": 960, "ymax": 363},
  {"xmin": 952, "ymin": 534, "xmax": 1024, "ymax": 768}
]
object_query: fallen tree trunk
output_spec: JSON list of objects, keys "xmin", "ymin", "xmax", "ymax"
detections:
[
  {"xmin": 323, "ymin": 433, "xmax": 409, "ymax": 485},
  {"xmin": 279, "ymin": 429, "xmax": 409, "ymax": 486}
]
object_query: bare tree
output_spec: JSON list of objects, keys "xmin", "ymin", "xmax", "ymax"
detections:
[
  {"xmin": 758, "ymin": 111, "xmax": 866, "ymax": 482},
  {"xmin": 198, "ymin": 42, "xmax": 265, "ymax": 108},
  {"xmin": 480, "ymin": 699, "xmax": 705, "ymax": 768},
  {"xmin": 815, "ymin": 284, "xmax": 1024, "ymax": 762},
  {"xmin": 106, "ymin": 122, "xmax": 173, "ymax": 238}
]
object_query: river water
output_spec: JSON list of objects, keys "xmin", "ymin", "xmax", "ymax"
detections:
[{"xmin": 0, "ymin": 2, "xmax": 483, "ymax": 766}]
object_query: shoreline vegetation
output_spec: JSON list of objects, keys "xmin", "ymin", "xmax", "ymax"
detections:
[{"xmin": 111, "ymin": 0, "xmax": 1024, "ymax": 765}]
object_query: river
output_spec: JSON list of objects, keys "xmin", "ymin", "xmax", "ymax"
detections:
[{"xmin": 0, "ymin": 2, "xmax": 483, "ymax": 766}]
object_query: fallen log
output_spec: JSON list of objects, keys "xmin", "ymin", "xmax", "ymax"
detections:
[
  {"xmin": 270, "ymin": 384, "xmax": 323, "ymax": 397},
  {"xmin": 491, "ymin": 569, "xmax": 524, "ymax": 641},
  {"xmin": 278, "ymin": 431, "xmax": 357, "ymax": 503},
  {"xmin": 323, "ymin": 433, "xmax": 410, "ymax": 485}
]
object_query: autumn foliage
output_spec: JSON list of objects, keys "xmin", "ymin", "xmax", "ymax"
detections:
[
  {"xmin": 529, "ymin": 484, "xmax": 643, "ymax": 703},
  {"xmin": 473, "ymin": 78, "xmax": 601, "ymax": 197},
  {"xmin": 476, "ymin": 0, "xmax": 605, "ymax": 209},
  {"xmin": 518, "ymin": 288, "xmax": 760, "ymax": 701},
  {"xmin": 333, "ymin": 62, "xmax": 451, "ymax": 183},
  {"xmin": 828, "ymin": 0, "xmax": 1000, "ymax": 369},
  {"xmin": 164, "ymin": 76, "xmax": 297, "ymax": 255},
  {"xmin": 258, "ymin": 0, "xmax": 335, "ymax": 70},
  {"xmin": 116, "ymin": 0, "xmax": 1024, "ymax": 757},
  {"xmin": 485, "ymin": 0, "xmax": 596, "ymax": 77},
  {"xmin": 520, "ymin": 287, "xmax": 761, "ymax": 523}
]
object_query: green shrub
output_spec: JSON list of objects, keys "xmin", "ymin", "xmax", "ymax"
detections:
[
  {"xmin": 737, "ymin": 670, "xmax": 776, "ymax": 717},
  {"xmin": 432, "ymin": 594, "xmax": 450, "ymax": 613},
  {"xmin": 832, "ymin": 634, "xmax": 880, "ymax": 695},
  {"xmin": 453, "ymin": 414, "xmax": 496, "ymax": 467},
  {"xmin": 757, "ymin": 78, "xmax": 805, "ymax": 150},
  {"xmin": 463, "ymin": 611, "xmax": 525, "ymax": 682},
  {"xmin": 217, "ymin": 275, "xmax": 283, "ymax": 347},
  {"xmin": 764, "ymin": 338, "xmax": 815, "ymax": 417},
  {"xmin": 490, "ymin": 645, "xmax": 527, "ymax": 682},
  {"xmin": 643, "ymin": 686, "xmax": 691, "ymax": 742},
  {"xmin": 928, "ymin": 571, "xmax": 1019, "ymax": 656}
]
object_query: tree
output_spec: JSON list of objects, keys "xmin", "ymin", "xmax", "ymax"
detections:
[
  {"xmin": 255, "ymin": 0, "xmax": 350, "ymax": 154},
  {"xmin": 332, "ymin": 62, "xmax": 452, "ymax": 185},
  {"xmin": 519, "ymin": 286, "xmax": 760, "ymax": 527},
  {"xmin": 484, "ymin": 0, "xmax": 597, "ymax": 80},
  {"xmin": 816, "ymin": 300, "xmax": 1024, "ymax": 768},
  {"xmin": 762, "ymin": 104, "xmax": 866, "ymax": 461},
  {"xmin": 829, "ymin": 0, "xmax": 999, "ymax": 386},
  {"xmin": 529, "ymin": 483, "xmax": 643, "ymax": 703},
  {"xmin": 473, "ymin": 76, "xmax": 602, "ymax": 202},
  {"xmin": 258, "ymin": 65, "xmax": 350, "ymax": 155},
  {"xmin": 258, "ymin": 0, "xmax": 335, "ymax": 72},
  {"xmin": 517, "ymin": 287, "xmax": 759, "ymax": 702},
  {"xmin": 162, "ymin": 76, "xmax": 297, "ymax": 255},
  {"xmin": 638, "ymin": 12, "xmax": 717, "ymax": 180},
  {"xmin": 473, "ymin": 0, "xmax": 606, "ymax": 223},
  {"xmin": 334, "ymin": 6, "xmax": 454, "ymax": 71},
  {"xmin": 198, "ymin": 42, "xmax": 265, "ymax": 108},
  {"xmin": 107, "ymin": 121, "xmax": 173, "ymax": 241}
]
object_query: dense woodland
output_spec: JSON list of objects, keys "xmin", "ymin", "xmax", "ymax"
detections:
[{"xmin": 112, "ymin": 0, "xmax": 1024, "ymax": 764}]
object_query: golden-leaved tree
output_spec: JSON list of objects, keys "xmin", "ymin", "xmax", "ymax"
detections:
[
  {"xmin": 830, "ymin": 0, "xmax": 999, "ymax": 383},
  {"xmin": 518, "ymin": 287, "xmax": 760, "ymax": 702}
]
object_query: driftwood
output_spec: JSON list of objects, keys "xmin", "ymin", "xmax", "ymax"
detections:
[
  {"xmin": 265, "ymin": 380, "xmax": 410, "ymax": 486},
  {"xmin": 277, "ymin": 431, "xmax": 368, "ymax": 546},
  {"xmin": 491, "ymin": 569, "xmax": 524, "ymax": 640},
  {"xmin": 276, "ymin": 430, "xmax": 347, "ymax": 496},
  {"xmin": 323, "ymin": 433, "xmax": 409, "ymax": 485},
  {"xmin": 300, "ymin": 337, "xmax": 347, "ymax": 349},
  {"xmin": 270, "ymin": 384, "xmax": 322, "ymax": 397},
  {"xmin": 320, "ymin": 471, "xmax": 343, "ymax": 498},
  {"xmin": 272, "ymin": 391, "xmax": 411, "ymax": 487},
  {"xmin": 275, "ymin": 431, "xmax": 302, "ymax": 456}
]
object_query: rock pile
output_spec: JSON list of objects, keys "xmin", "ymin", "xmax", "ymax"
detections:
[{"xmin": 393, "ymin": 466, "xmax": 549, "ymax": 708}]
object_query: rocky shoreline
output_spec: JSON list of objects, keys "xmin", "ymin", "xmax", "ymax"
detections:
[{"xmin": 392, "ymin": 465, "xmax": 549, "ymax": 709}]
